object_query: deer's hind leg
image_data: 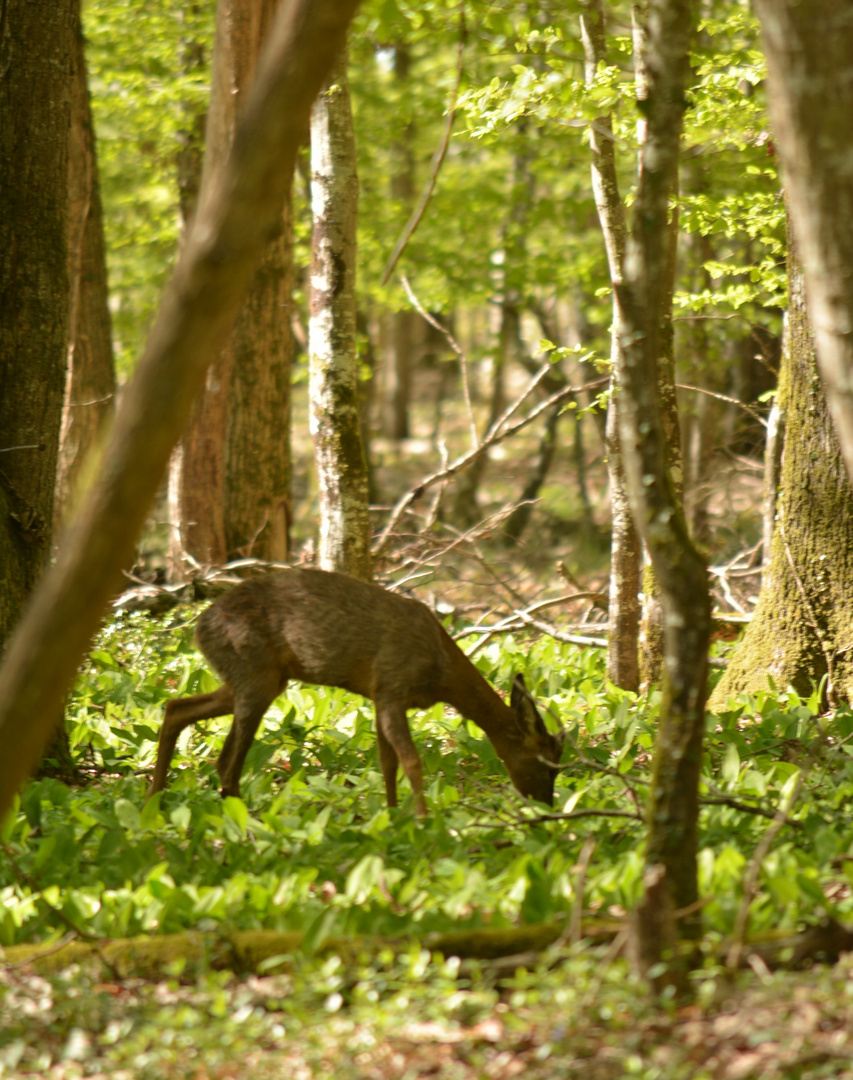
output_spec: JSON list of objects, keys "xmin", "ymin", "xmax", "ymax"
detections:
[
  {"xmin": 216, "ymin": 672, "xmax": 286, "ymax": 798},
  {"xmin": 149, "ymin": 684, "xmax": 235, "ymax": 798}
]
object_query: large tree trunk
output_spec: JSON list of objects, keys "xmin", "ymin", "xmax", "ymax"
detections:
[
  {"xmin": 0, "ymin": 0, "xmax": 76, "ymax": 646},
  {"xmin": 710, "ymin": 230, "xmax": 853, "ymax": 708},
  {"xmin": 170, "ymin": 0, "xmax": 293, "ymax": 573},
  {"xmin": 56, "ymin": 14, "xmax": 117, "ymax": 531},
  {"xmin": 0, "ymin": 0, "xmax": 360, "ymax": 820},
  {"xmin": 309, "ymin": 55, "xmax": 371, "ymax": 581},
  {"xmin": 753, "ymin": 2, "xmax": 853, "ymax": 489},
  {"xmin": 581, "ymin": 3, "xmax": 641, "ymax": 693}
]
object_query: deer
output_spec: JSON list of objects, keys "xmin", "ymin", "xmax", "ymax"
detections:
[{"xmin": 148, "ymin": 568, "xmax": 564, "ymax": 811}]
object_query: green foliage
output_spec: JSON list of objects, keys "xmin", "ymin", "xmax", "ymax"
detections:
[
  {"xmin": 83, "ymin": 0, "xmax": 214, "ymax": 373},
  {"xmin": 3, "ymin": 610, "xmax": 853, "ymax": 960}
]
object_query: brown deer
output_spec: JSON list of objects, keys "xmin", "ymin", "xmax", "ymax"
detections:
[{"xmin": 148, "ymin": 568, "xmax": 564, "ymax": 810}]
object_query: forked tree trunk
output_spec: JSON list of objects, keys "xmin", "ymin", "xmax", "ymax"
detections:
[
  {"xmin": 309, "ymin": 55, "xmax": 371, "ymax": 581},
  {"xmin": 585, "ymin": 0, "xmax": 708, "ymax": 981},
  {"xmin": 170, "ymin": 0, "xmax": 293, "ymax": 573},
  {"xmin": 613, "ymin": 0, "xmax": 708, "ymax": 978},
  {"xmin": 710, "ymin": 230, "xmax": 853, "ymax": 707},
  {"xmin": 56, "ymin": 15, "xmax": 117, "ymax": 531}
]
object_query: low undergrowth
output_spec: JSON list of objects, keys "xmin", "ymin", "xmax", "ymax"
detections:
[{"xmin": 4, "ymin": 606, "xmax": 853, "ymax": 1076}]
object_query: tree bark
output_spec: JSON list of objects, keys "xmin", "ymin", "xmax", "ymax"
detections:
[
  {"xmin": 382, "ymin": 45, "xmax": 416, "ymax": 440},
  {"xmin": 171, "ymin": 0, "xmax": 293, "ymax": 572},
  {"xmin": 309, "ymin": 55, "xmax": 371, "ymax": 581},
  {"xmin": 753, "ymin": 2, "xmax": 853, "ymax": 490},
  {"xmin": 612, "ymin": 0, "xmax": 709, "ymax": 973},
  {"xmin": 55, "ymin": 13, "xmax": 117, "ymax": 531},
  {"xmin": 0, "ymin": 0, "xmax": 76, "ymax": 647},
  {"xmin": 581, "ymin": 2, "xmax": 641, "ymax": 693},
  {"xmin": 710, "ymin": 229, "xmax": 853, "ymax": 708},
  {"xmin": 0, "ymin": 0, "xmax": 360, "ymax": 820}
]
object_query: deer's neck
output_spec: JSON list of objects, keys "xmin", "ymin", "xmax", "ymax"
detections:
[{"xmin": 441, "ymin": 639, "xmax": 515, "ymax": 748}]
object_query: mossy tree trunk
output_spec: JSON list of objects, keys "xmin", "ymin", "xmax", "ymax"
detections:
[
  {"xmin": 309, "ymin": 54, "xmax": 371, "ymax": 582},
  {"xmin": 606, "ymin": 0, "xmax": 709, "ymax": 978},
  {"xmin": 753, "ymin": 1, "xmax": 853, "ymax": 490},
  {"xmin": 710, "ymin": 231, "xmax": 853, "ymax": 708}
]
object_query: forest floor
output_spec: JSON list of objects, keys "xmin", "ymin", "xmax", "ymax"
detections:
[{"xmin": 4, "ymin": 948, "xmax": 853, "ymax": 1078}]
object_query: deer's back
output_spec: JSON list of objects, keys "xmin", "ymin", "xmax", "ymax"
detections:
[{"xmin": 196, "ymin": 568, "xmax": 451, "ymax": 706}]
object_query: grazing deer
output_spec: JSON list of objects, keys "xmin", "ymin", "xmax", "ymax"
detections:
[{"xmin": 148, "ymin": 568, "xmax": 564, "ymax": 810}]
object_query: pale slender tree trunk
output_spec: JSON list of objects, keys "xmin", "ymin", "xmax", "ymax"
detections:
[
  {"xmin": 581, "ymin": 3, "xmax": 641, "ymax": 693},
  {"xmin": 309, "ymin": 55, "xmax": 371, "ymax": 581},
  {"xmin": 170, "ymin": 0, "xmax": 293, "ymax": 574},
  {"xmin": 753, "ymin": 1, "xmax": 853, "ymax": 489},
  {"xmin": 55, "ymin": 14, "xmax": 116, "ymax": 532}
]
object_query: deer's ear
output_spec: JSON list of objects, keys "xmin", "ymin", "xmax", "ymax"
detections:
[{"xmin": 510, "ymin": 673, "xmax": 546, "ymax": 735}]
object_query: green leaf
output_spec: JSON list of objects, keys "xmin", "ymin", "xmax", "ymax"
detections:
[{"xmin": 114, "ymin": 798, "xmax": 141, "ymax": 832}]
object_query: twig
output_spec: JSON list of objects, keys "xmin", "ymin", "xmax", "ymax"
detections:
[
  {"xmin": 381, "ymin": 14, "xmax": 467, "ymax": 285},
  {"xmin": 401, "ymin": 274, "xmax": 477, "ymax": 448},
  {"xmin": 372, "ymin": 375, "xmax": 608, "ymax": 556},
  {"xmin": 423, "ymin": 438, "xmax": 449, "ymax": 531},
  {"xmin": 676, "ymin": 383, "xmax": 768, "ymax": 428},
  {"xmin": 570, "ymin": 839, "xmax": 597, "ymax": 947},
  {"xmin": 699, "ymin": 793, "xmax": 803, "ymax": 828},
  {"xmin": 2, "ymin": 931, "xmax": 79, "ymax": 971},
  {"xmin": 468, "ymin": 807, "xmax": 644, "ymax": 827},
  {"xmin": 726, "ymin": 772, "xmax": 805, "ymax": 971}
]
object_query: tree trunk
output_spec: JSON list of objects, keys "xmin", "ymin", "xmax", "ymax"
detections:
[
  {"xmin": 753, "ymin": 1, "xmax": 853, "ymax": 489},
  {"xmin": 611, "ymin": 0, "xmax": 709, "ymax": 979},
  {"xmin": 309, "ymin": 55, "xmax": 371, "ymax": 581},
  {"xmin": 0, "ymin": 0, "xmax": 76, "ymax": 647},
  {"xmin": 56, "ymin": 13, "xmax": 117, "ymax": 531},
  {"xmin": 634, "ymin": 3, "xmax": 684, "ymax": 692},
  {"xmin": 0, "ymin": 0, "xmax": 360, "ymax": 820},
  {"xmin": 581, "ymin": 2, "xmax": 641, "ymax": 693},
  {"xmin": 170, "ymin": 0, "xmax": 293, "ymax": 573},
  {"xmin": 710, "ymin": 228, "xmax": 853, "ymax": 708},
  {"xmin": 382, "ymin": 45, "xmax": 415, "ymax": 440}
]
